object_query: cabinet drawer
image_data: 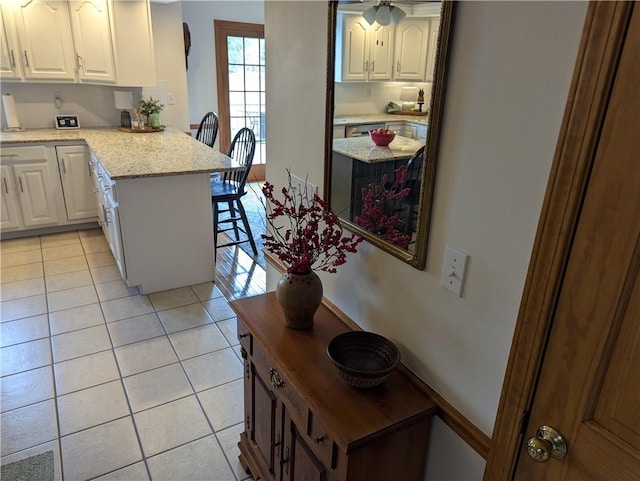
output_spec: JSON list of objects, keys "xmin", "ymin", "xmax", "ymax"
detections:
[
  {"xmin": 306, "ymin": 411, "xmax": 337, "ymax": 471},
  {"xmin": 1, "ymin": 146, "xmax": 49, "ymax": 162}
]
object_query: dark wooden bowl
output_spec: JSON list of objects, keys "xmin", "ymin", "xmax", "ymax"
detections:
[{"xmin": 327, "ymin": 331, "xmax": 400, "ymax": 388}]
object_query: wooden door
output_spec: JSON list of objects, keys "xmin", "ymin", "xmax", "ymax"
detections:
[
  {"xmin": 485, "ymin": 3, "xmax": 640, "ymax": 479},
  {"xmin": 515, "ymin": 4, "xmax": 640, "ymax": 478}
]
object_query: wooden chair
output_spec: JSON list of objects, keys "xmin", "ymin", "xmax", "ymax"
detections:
[
  {"xmin": 211, "ymin": 127, "xmax": 257, "ymax": 255},
  {"xmin": 195, "ymin": 112, "xmax": 219, "ymax": 148}
]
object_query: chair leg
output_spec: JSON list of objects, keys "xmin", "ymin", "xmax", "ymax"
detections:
[
  {"xmin": 227, "ymin": 200, "xmax": 241, "ymax": 241},
  {"xmin": 236, "ymin": 199, "xmax": 258, "ymax": 255},
  {"xmin": 212, "ymin": 201, "xmax": 219, "ymax": 249}
]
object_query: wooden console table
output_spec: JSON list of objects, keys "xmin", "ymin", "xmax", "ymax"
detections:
[{"xmin": 231, "ymin": 293, "xmax": 437, "ymax": 481}]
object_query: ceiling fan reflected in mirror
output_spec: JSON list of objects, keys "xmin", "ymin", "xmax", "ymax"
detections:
[{"xmin": 338, "ymin": 0, "xmax": 438, "ymax": 26}]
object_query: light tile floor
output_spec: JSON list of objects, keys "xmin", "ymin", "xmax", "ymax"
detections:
[{"xmin": 0, "ymin": 229, "xmax": 256, "ymax": 480}]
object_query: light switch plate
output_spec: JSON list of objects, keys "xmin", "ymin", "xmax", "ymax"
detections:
[{"xmin": 441, "ymin": 246, "xmax": 469, "ymax": 297}]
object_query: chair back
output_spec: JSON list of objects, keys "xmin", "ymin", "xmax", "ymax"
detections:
[
  {"xmin": 223, "ymin": 127, "xmax": 256, "ymax": 195},
  {"xmin": 405, "ymin": 146, "xmax": 425, "ymax": 183},
  {"xmin": 195, "ymin": 112, "xmax": 219, "ymax": 148}
]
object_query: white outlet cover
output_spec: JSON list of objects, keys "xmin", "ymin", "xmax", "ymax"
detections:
[{"xmin": 441, "ymin": 246, "xmax": 469, "ymax": 297}]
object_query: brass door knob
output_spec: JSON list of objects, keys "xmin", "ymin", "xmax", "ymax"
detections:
[{"xmin": 526, "ymin": 425, "xmax": 568, "ymax": 463}]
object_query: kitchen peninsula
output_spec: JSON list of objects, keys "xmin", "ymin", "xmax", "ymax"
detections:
[
  {"xmin": 331, "ymin": 135, "xmax": 424, "ymax": 220},
  {"xmin": 1, "ymin": 128, "xmax": 239, "ymax": 293}
]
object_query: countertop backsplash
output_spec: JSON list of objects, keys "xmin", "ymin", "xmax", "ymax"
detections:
[{"xmin": 0, "ymin": 83, "xmax": 142, "ymax": 130}]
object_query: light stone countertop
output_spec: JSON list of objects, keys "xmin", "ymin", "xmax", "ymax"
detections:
[
  {"xmin": 333, "ymin": 135, "xmax": 425, "ymax": 163},
  {"xmin": 0, "ymin": 127, "xmax": 238, "ymax": 180},
  {"xmin": 333, "ymin": 113, "xmax": 428, "ymax": 126}
]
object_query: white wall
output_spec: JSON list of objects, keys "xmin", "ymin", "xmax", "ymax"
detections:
[
  {"xmin": 264, "ymin": 1, "xmax": 587, "ymax": 479},
  {"xmin": 181, "ymin": 1, "xmax": 264, "ymax": 132},
  {"xmin": 149, "ymin": 2, "xmax": 190, "ymax": 131},
  {"xmin": 0, "ymin": 2, "xmax": 188, "ymax": 131}
]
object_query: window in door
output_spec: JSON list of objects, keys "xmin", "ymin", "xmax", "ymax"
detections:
[{"xmin": 215, "ymin": 20, "xmax": 265, "ymax": 180}]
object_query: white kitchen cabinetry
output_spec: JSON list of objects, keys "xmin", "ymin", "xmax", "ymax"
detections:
[
  {"xmin": 2, "ymin": 0, "xmax": 152, "ymax": 86},
  {"xmin": 90, "ymin": 157, "xmax": 216, "ymax": 294},
  {"xmin": 393, "ymin": 18, "xmax": 430, "ymax": 81},
  {"xmin": 10, "ymin": 0, "xmax": 77, "ymax": 82},
  {"xmin": 1, "ymin": 146, "xmax": 62, "ymax": 230},
  {"xmin": 56, "ymin": 145, "xmax": 98, "ymax": 221},
  {"xmin": 1, "ymin": 165, "xmax": 23, "ymax": 231},
  {"xmin": 0, "ymin": 4, "xmax": 23, "ymax": 80},
  {"xmin": 425, "ymin": 16, "xmax": 440, "ymax": 82},
  {"xmin": 335, "ymin": 14, "xmax": 394, "ymax": 82},
  {"xmin": 333, "ymin": 125, "xmax": 346, "ymax": 139},
  {"xmin": 385, "ymin": 121, "xmax": 428, "ymax": 143},
  {"xmin": 67, "ymin": 0, "xmax": 116, "ymax": 84},
  {"xmin": 111, "ymin": 0, "xmax": 155, "ymax": 87}
]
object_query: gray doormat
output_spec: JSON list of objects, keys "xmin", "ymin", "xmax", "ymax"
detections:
[{"xmin": 1, "ymin": 450, "xmax": 54, "ymax": 481}]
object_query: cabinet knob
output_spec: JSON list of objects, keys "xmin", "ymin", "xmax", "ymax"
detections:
[
  {"xmin": 238, "ymin": 333, "xmax": 249, "ymax": 339},
  {"xmin": 314, "ymin": 435, "xmax": 324, "ymax": 444}
]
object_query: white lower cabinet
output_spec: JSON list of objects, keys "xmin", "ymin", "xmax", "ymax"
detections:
[
  {"xmin": 1, "ymin": 164, "xmax": 23, "ymax": 231},
  {"xmin": 56, "ymin": 145, "xmax": 98, "ymax": 221},
  {"xmin": 1, "ymin": 146, "xmax": 62, "ymax": 231}
]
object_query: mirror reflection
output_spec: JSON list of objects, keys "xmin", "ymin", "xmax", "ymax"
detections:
[{"xmin": 326, "ymin": 1, "xmax": 453, "ymax": 269}]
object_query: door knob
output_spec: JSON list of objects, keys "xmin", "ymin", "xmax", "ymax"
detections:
[{"xmin": 526, "ymin": 425, "xmax": 567, "ymax": 463}]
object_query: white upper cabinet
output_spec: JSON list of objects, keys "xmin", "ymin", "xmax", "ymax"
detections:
[
  {"xmin": 111, "ymin": 0, "xmax": 155, "ymax": 87},
  {"xmin": 12, "ymin": 0, "xmax": 77, "ymax": 82},
  {"xmin": 393, "ymin": 18, "xmax": 430, "ymax": 81},
  {"xmin": 425, "ymin": 16, "xmax": 440, "ymax": 82},
  {"xmin": 0, "ymin": 4, "xmax": 23, "ymax": 80},
  {"xmin": 68, "ymin": 0, "xmax": 116, "ymax": 84},
  {"xmin": 335, "ymin": 14, "xmax": 394, "ymax": 82},
  {"xmin": 1, "ymin": 0, "xmax": 154, "ymax": 86}
]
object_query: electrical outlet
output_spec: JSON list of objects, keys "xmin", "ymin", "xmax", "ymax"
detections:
[
  {"xmin": 54, "ymin": 92, "xmax": 62, "ymax": 109},
  {"xmin": 441, "ymin": 246, "xmax": 469, "ymax": 297},
  {"xmin": 167, "ymin": 92, "xmax": 176, "ymax": 105},
  {"xmin": 290, "ymin": 174, "xmax": 318, "ymax": 205}
]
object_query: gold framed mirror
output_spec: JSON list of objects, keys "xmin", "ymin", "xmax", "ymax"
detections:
[{"xmin": 324, "ymin": 1, "xmax": 454, "ymax": 269}]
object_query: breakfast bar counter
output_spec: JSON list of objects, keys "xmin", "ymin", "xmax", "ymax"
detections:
[
  {"xmin": 0, "ymin": 127, "xmax": 239, "ymax": 179},
  {"xmin": 1, "ymin": 127, "xmax": 232, "ymax": 293}
]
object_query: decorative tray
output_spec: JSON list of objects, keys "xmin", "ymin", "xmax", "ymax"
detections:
[
  {"xmin": 118, "ymin": 126, "xmax": 166, "ymax": 133},
  {"xmin": 388, "ymin": 111, "xmax": 428, "ymax": 116}
]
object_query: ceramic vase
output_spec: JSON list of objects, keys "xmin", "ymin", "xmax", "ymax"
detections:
[{"xmin": 276, "ymin": 271, "xmax": 323, "ymax": 329}]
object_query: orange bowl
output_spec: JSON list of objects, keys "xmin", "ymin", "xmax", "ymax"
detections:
[{"xmin": 369, "ymin": 130, "xmax": 395, "ymax": 147}]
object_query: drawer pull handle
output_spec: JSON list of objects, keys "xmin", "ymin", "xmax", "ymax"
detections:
[
  {"xmin": 269, "ymin": 368, "xmax": 284, "ymax": 390},
  {"xmin": 3, "ymin": 177, "xmax": 8, "ymax": 194},
  {"xmin": 18, "ymin": 177, "xmax": 24, "ymax": 193},
  {"xmin": 314, "ymin": 435, "xmax": 325, "ymax": 443},
  {"xmin": 238, "ymin": 333, "xmax": 249, "ymax": 339}
]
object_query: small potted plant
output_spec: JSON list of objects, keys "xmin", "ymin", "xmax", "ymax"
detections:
[{"xmin": 139, "ymin": 96, "xmax": 164, "ymax": 129}]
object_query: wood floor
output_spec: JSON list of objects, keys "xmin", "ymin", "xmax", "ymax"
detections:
[{"xmin": 214, "ymin": 242, "xmax": 266, "ymax": 302}]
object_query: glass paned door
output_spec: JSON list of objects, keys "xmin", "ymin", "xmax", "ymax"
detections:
[
  {"xmin": 227, "ymin": 36, "xmax": 266, "ymax": 166},
  {"xmin": 215, "ymin": 20, "xmax": 265, "ymax": 180}
]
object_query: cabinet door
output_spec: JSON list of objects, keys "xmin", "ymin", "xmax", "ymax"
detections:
[
  {"xmin": 281, "ymin": 410, "xmax": 326, "ymax": 481},
  {"xmin": 393, "ymin": 18, "xmax": 429, "ymax": 81},
  {"xmin": 368, "ymin": 24, "xmax": 393, "ymax": 81},
  {"xmin": 340, "ymin": 15, "xmax": 369, "ymax": 82},
  {"xmin": 111, "ymin": 0, "xmax": 155, "ymax": 87},
  {"xmin": 13, "ymin": 0, "xmax": 76, "ymax": 81},
  {"xmin": 248, "ymin": 362, "xmax": 279, "ymax": 476},
  {"xmin": 425, "ymin": 16, "xmax": 440, "ymax": 82},
  {"xmin": 56, "ymin": 145, "xmax": 98, "ymax": 221},
  {"xmin": 0, "ymin": 165, "xmax": 24, "ymax": 231},
  {"xmin": 68, "ymin": 0, "xmax": 116, "ymax": 84},
  {"xmin": 12, "ymin": 161, "xmax": 61, "ymax": 228},
  {"xmin": 0, "ymin": 4, "xmax": 23, "ymax": 80}
]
